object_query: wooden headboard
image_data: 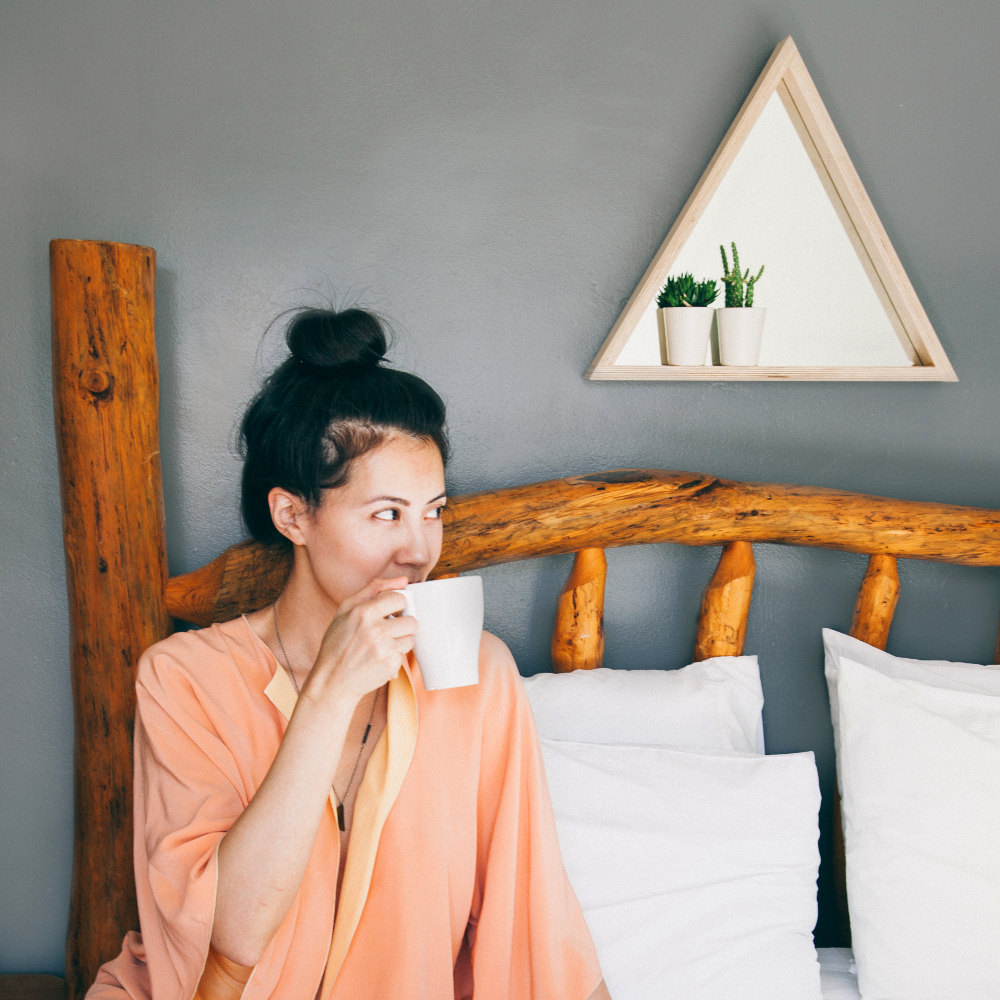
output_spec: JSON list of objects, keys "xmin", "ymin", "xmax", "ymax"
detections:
[{"xmin": 37, "ymin": 239, "xmax": 1000, "ymax": 999}]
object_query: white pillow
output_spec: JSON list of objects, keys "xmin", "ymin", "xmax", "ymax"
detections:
[
  {"xmin": 541, "ymin": 739, "xmax": 822, "ymax": 1000},
  {"xmin": 822, "ymin": 628, "xmax": 1000, "ymax": 769},
  {"xmin": 522, "ymin": 657, "xmax": 764, "ymax": 753},
  {"xmin": 834, "ymin": 656, "xmax": 1000, "ymax": 999}
]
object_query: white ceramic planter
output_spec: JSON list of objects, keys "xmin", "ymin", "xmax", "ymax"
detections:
[
  {"xmin": 716, "ymin": 307, "xmax": 767, "ymax": 365},
  {"xmin": 659, "ymin": 307, "xmax": 715, "ymax": 366}
]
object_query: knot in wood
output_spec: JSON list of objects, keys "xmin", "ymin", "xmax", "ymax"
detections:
[{"xmin": 79, "ymin": 366, "xmax": 113, "ymax": 397}]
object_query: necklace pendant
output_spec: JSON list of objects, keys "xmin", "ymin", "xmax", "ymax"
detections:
[{"xmin": 336, "ymin": 801, "xmax": 345, "ymax": 832}]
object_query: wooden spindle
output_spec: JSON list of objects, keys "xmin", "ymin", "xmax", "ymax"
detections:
[
  {"xmin": 551, "ymin": 548, "xmax": 607, "ymax": 672},
  {"xmin": 51, "ymin": 240, "xmax": 172, "ymax": 998},
  {"xmin": 850, "ymin": 553, "xmax": 899, "ymax": 649},
  {"xmin": 694, "ymin": 541, "xmax": 755, "ymax": 661}
]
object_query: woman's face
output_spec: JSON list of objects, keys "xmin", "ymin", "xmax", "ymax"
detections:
[{"xmin": 292, "ymin": 434, "xmax": 447, "ymax": 611}]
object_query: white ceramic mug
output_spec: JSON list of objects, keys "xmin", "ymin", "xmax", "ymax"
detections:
[{"xmin": 396, "ymin": 576, "xmax": 484, "ymax": 690}]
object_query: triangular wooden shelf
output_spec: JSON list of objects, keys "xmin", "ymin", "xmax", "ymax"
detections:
[{"xmin": 586, "ymin": 37, "xmax": 956, "ymax": 382}]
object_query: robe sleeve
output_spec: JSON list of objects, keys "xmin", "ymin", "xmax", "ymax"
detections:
[
  {"xmin": 89, "ymin": 625, "xmax": 336, "ymax": 1000},
  {"xmin": 467, "ymin": 642, "xmax": 603, "ymax": 1000},
  {"xmin": 130, "ymin": 641, "xmax": 257, "ymax": 1000}
]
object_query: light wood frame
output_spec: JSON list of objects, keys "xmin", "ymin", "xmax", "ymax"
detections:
[{"xmin": 586, "ymin": 37, "xmax": 956, "ymax": 382}]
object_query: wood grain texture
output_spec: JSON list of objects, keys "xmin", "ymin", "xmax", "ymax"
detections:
[
  {"xmin": 167, "ymin": 468, "xmax": 1000, "ymax": 626},
  {"xmin": 694, "ymin": 541, "xmax": 756, "ymax": 660},
  {"xmin": 850, "ymin": 553, "xmax": 900, "ymax": 650},
  {"xmin": 551, "ymin": 548, "xmax": 607, "ymax": 672},
  {"xmin": 427, "ymin": 469, "xmax": 1000, "ymax": 568},
  {"xmin": 51, "ymin": 239, "xmax": 172, "ymax": 999},
  {"xmin": 166, "ymin": 540, "xmax": 292, "ymax": 627}
]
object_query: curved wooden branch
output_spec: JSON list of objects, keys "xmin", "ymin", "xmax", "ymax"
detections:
[
  {"xmin": 166, "ymin": 541, "xmax": 291, "ymax": 626},
  {"xmin": 434, "ymin": 470, "xmax": 1000, "ymax": 569},
  {"xmin": 167, "ymin": 469, "xmax": 1000, "ymax": 626}
]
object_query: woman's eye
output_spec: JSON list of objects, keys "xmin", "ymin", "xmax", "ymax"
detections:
[
  {"xmin": 374, "ymin": 509, "xmax": 400, "ymax": 521},
  {"xmin": 427, "ymin": 504, "xmax": 447, "ymax": 520}
]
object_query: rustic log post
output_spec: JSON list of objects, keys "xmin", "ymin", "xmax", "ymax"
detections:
[
  {"xmin": 51, "ymin": 240, "xmax": 173, "ymax": 998},
  {"xmin": 694, "ymin": 541, "xmax": 756, "ymax": 661},
  {"xmin": 551, "ymin": 548, "xmax": 607, "ymax": 672}
]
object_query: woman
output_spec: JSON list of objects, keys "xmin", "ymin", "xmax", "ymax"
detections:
[{"xmin": 89, "ymin": 308, "xmax": 610, "ymax": 1000}]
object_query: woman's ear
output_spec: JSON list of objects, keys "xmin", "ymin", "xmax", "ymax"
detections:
[{"xmin": 268, "ymin": 487, "xmax": 309, "ymax": 546}]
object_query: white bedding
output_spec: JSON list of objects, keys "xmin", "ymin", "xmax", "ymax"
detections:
[
  {"xmin": 818, "ymin": 948, "xmax": 859, "ymax": 999},
  {"xmin": 522, "ymin": 664, "xmax": 864, "ymax": 1000}
]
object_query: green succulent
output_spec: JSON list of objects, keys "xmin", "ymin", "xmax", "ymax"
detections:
[
  {"xmin": 657, "ymin": 272, "xmax": 719, "ymax": 308},
  {"xmin": 720, "ymin": 242, "xmax": 765, "ymax": 308},
  {"xmin": 689, "ymin": 277, "xmax": 719, "ymax": 307}
]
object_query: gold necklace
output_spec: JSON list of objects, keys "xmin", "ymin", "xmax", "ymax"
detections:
[{"xmin": 272, "ymin": 601, "xmax": 379, "ymax": 832}]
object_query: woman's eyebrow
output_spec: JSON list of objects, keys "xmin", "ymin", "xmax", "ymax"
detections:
[{"xmin": 368, "ymin": 492, "xmax": 448, "ymax": 506}]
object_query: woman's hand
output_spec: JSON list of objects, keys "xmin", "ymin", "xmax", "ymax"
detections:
[{"xmin": 300, "ymin": 576, "xmax": 416, "ymax": 709}]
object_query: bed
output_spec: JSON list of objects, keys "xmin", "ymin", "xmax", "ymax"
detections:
[{"xmin": 10, "ymin": 238, "xmax": 1000, "ymax": 999}]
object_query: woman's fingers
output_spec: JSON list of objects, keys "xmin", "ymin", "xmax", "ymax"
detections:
[
  {"xmin": 303, "ymin": 580, "xmax": 422, "ymax": 703},
  {"xmin": 337, "ymin": 576, "xmax": 410, "ymax": 617}
]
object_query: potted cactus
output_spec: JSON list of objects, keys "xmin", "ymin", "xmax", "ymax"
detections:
[
  {"xmin": 716, "ymin": 243, "xmax": 766, "ymax": 365},
  {"xmin": 656, "ymin": 272, "xmax": 719, "ymax": 365}
]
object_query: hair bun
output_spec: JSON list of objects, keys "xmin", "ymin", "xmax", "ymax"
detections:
[{"xmin": 286, "ymin": 308, "xmax": 388, "ymax": 370}]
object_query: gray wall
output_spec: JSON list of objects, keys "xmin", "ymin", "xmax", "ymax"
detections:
[{"xmin": 3, "ymin": 0, "xmax": 999, "ymax": 973}]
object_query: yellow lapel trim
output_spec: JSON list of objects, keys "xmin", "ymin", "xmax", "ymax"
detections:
[
  {"xmin": 263, "ymin": 654, "xmax": 419, "ymax": 993},
  {"xmin": 321, "ymin": 661, "xmax": 418, "ymax": 995},
  {"xmin": 264, "ymin": 662, "xmax": 343, "ymax": 814},
  {"xmin": 263, "ymin": 662, "xmax": 298, "ymax": 721}
]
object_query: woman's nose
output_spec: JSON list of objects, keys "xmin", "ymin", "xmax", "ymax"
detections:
[{"xmin": 396, "ymin": 519, "xmax": 431, "ymax": 567}]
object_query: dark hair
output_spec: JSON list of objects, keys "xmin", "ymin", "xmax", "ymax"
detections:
[{"xmin": 239, "ymin": 307, "xmax": 450, "ymax": 545}]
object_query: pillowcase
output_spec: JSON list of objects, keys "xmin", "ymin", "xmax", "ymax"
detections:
[
  {"xmin": 832, "ymin": 656, "xmax": 1000, "ymax": 999},
  {"xmin": 541, "ymin": 739, "xmax": 822, "ymax": 1000},
  {"xmin": 822, "ymin": 628, "xmax": 1000, "ymax": 769},
  {"xmin": 522, "ymin": 656, "xmax": 764, "ymax": 753}
]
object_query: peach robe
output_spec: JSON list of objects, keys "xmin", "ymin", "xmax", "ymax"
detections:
[{"xmin": 88, "ymin": 617, "xmax": 601, "ymax": 1000}]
